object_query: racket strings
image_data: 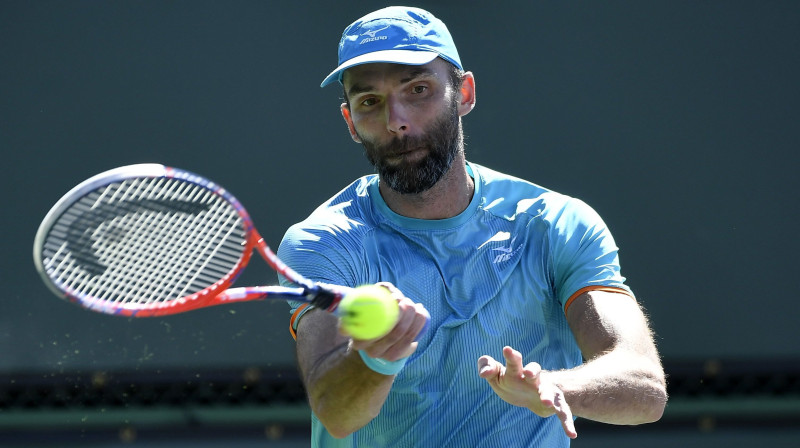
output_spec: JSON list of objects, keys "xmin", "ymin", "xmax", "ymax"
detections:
[
  {"xmin": 86, "ymin": 178, "xmax": 190, "ymax": 304},
  {"xmin": 164, "ymin": 188, "xmax": 239, "ymax": 300},
  {"xmin": 41, "ymin": 177, "xmax": 248, "ymax": 306},
  {"xmin": 91, "ymin": 178, "xmax": 167, "ymax": 302},
  {"xmin": 113, "ymin": 179, "xmax": 211, "ymax": 303}
]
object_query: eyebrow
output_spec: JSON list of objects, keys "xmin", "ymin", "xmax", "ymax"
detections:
[{"xmin": 346, "ymin": 66, "xmax": 437, "ymax": 98}]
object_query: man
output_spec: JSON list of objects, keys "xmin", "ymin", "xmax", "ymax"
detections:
[{"xmin": 278, "ymin": 6, "xmax": 667, "ymax": 446}]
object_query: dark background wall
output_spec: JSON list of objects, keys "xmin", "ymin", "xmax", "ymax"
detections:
[{"xmin": 1, "ymin": 1, "xmax": 798, "ymax": 446}]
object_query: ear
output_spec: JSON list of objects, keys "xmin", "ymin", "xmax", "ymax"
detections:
[
  {"xmin": 340, "ymin": 103, "xmax": 362, "ymax": 143},
  {"xmin": 456, "ymin": 72, "xmax": 476, "ymax": 117}
]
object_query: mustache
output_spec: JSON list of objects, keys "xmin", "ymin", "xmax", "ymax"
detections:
[
  {"xmin": 357, "ymin": 104, "xmax": 462, "ymax": 194},
  {"xmin": 373, "ymin": 134, "xmax": 426, "ymax": 157}
]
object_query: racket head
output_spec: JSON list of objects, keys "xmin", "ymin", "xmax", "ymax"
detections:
[{"xmin": 33, "ymin": 164, "xmax": 258, "ymax": 316}]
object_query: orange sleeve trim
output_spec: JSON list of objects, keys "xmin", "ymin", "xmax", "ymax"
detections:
[
  {"xmin": 563, "ymin": 286, "xmax": 635, "ymax": 316},
  {"xmin": 289, "ymin": 303, "xmax": 310, "ymax": 341}
]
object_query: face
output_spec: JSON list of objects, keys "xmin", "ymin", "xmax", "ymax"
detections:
[
  {"xmin": 358, "ymin": 93, "xmax": 461, "ymax": 195},
  {"xmin": 342, "ymin": 60, "xmax": 466, "ymax": 194}
]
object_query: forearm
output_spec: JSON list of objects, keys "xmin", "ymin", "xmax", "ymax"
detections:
[
  {"xmin": 547, "ymin": 349, "xmax": 667, "ymax": 424},
  {"xmin": 556, "ymin": 291, "xmax": 667, "ymax": 424},
  {"xmin": 296, "ymin": 310, "xmax": 394, "ymax": 438},
  {"xmin": 296, "ymin": 287, "xmax": 428, "ymax": 437},
  {"xmin": 304, "ymin": 342, "xmax": 394, "ymax": 437}
]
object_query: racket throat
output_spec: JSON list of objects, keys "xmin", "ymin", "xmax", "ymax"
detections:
[{"xmin": 306, "ymin": 284, "xmax": 347, "ymax": 311}]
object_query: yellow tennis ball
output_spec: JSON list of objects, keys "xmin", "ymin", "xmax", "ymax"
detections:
[{"xmin": 338, "ymin": 285, "xmax": 399, "ymax": 340}]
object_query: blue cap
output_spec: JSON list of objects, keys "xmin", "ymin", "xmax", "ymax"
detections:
[{"xmin": 320, "ymin": 6, "xmax": 463, "ymax": 87}]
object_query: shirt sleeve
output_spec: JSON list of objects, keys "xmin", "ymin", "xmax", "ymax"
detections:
[
  {"xmin": 277, "ymin": 220, "xmax": 361, "ymax": 337},
  {"xmin": 548, "ymin": 198, "xmax": 633, "ymax": 311}
]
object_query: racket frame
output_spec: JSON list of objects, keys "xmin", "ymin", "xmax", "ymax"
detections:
[{"xmin": 33, "ymin": 164, "xmax": 345, "ymax": 317}]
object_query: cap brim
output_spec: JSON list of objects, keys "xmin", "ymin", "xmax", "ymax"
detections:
[{"xmin": 320, "ymin": 50, "xmax": 440, "ymax": 87}]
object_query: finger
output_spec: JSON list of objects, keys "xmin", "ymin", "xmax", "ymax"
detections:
[
  {"xmin": 354, "ymin": 297, "xmax": 422, "ymax": 359},
  {"xmin": 349, "ymin": 317, "xmax": 405, "ymax": 353},
  {"xmin": 376, "ymin": 300, "xmax": 428, "ymax": 359},
  {"xmin": 522, "ymin": 362, "xmax": 543, "ymax": 387},
  {"xmin": 539, "ymin": 384, "xmax": 577, "ymax": 439},
  {"xmin": 412, "ymin": 302, "xmax": 430, "ymax": 334},
  {"xmin": 376, "ymin": 281, "xmax": 403, "ymax": 299},
  {"xmin": 477, "ymin": 355, "xmax": 502, "ymax": 379},
  {"xmin": 537, "ymin": 381, "xmax": 556, "ymax": 409},
  {"xmin": 562, "ymin": 414, "xmax": 578, "ymax": 439},
  {"xmin": 555, "ymin": 394, "xmax": 577, "ymax": 439},
  {"xmin": 354, "ymin": 316, "xmax": 411, "ymax": 357},
  {"xmin": 501, "ymin": 346, "xmax": 525, "ymax": 377}
]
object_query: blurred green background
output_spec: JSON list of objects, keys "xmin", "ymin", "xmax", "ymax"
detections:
[{"xmin": 2, "ymin": 1, "xmax": 798, "ymax": 446}]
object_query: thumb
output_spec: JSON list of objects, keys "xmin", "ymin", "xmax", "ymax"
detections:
[{"xmin": 477, "ymin": 355, "xmax": 502, "ymax": 378}]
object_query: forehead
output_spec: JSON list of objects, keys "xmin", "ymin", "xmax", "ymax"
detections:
[{"xmin": 342, "ymin": 58, "xmax": 450, "ymax": 90}]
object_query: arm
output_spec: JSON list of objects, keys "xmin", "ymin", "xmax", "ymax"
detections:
[
  {"xmin": 555, "ymin": 290, "xmax": 667, "ymax": 424},
  {"xmin": 295, "ymin": 309, "xmax": 392, "ymax": 438},
  {"xmin": 295, "ymin": 285, "xmax": 428, "ymax": 438},
  {"xmin": 478, "ymin": 290, "xmax": 667, "ymax": 437}
]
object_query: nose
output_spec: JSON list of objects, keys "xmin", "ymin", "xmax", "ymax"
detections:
[{"xmin": 385, "ymin": 98, "xmax": 409, "ymax": 136}]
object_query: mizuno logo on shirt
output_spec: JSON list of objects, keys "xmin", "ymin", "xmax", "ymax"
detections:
[
  {"xmin": 479, "ymin": 232, "xmax": 523, "ymax": 264},
  {"xmin": 492, "ymin": 237, "xmax": 521, "ymax": 263}
]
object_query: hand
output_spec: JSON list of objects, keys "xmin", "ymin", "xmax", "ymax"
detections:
[
  {"xmin": 343, "ymin": 282, "xmax": 429, "ymax": 362},
  {"xmin": 477, "ymin": 346, "xmax": 577, "ymax": 439}
]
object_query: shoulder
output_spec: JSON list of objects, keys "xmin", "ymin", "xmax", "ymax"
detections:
[
  {"xmin": 278, "ymin": 175, "xmax": 379, "ymax": 257},
  {"xmin": 471, "ymin": 163, "xmax": 580, "ymax": 222},
  {"xmin": 276, "ymin": 175, "xmax": 383, "ymax": 286}
]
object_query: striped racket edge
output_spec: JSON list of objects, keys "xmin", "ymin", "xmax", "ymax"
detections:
[{"xmin": 32, "ymin": 164, "xmax": 352, "ymax": 317}]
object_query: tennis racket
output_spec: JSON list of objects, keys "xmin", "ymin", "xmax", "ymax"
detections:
[{"xmin": 32, "ymin": 164, "xmax": 398, "ymax": 336}]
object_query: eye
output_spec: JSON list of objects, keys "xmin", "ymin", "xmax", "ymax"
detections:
[
  {"xmin": 360, "ymin": 97, "xmax": 378, "ymax": 107},
  {"xmin": 411, "ymin": 85, "xmax": 428, "ymax": 94}
]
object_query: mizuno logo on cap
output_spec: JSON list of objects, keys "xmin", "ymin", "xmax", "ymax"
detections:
[
  {"xmin": 362, "ymin": 26, "xmax": 389, "ymax": 38},
  {"xmin": 360, "ymin": 25, "xmax": 389, "ymax": 44}
]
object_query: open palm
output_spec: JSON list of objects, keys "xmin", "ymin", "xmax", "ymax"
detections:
[{"xmin": 478, "ymin": 346, "xmax": 577, "ymax": 439}]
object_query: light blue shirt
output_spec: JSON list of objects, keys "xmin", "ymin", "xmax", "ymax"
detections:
[{"xmin": 278, "ymin": 162, "xmax": 632, "ymax": 447}]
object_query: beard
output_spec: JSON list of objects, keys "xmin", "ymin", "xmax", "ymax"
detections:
[{"xmin": 358, "ymin": 100, "xmax": 462, "ymax": 195}]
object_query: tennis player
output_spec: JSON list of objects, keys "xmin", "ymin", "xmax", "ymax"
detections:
[{"xmin": 279, "ymin": 6, "xmax": 667, "ymax": 446}]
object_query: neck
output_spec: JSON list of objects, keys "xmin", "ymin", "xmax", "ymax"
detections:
[{"xmin": 378, "ymin": 153, "xmax": 474, "ymax": 220}]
